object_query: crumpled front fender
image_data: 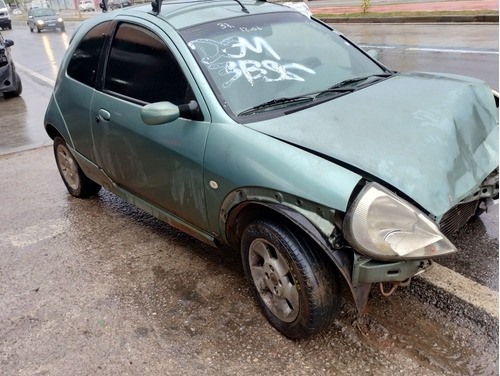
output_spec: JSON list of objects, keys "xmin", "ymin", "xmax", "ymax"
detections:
[{"xmin": 222, "ymin": 188, "xmax": 374, "ymax": 313}]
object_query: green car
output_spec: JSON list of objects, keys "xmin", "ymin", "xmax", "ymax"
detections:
[{"xmin": 44, "ymin": 0, "xmax": 499, "ymax": 339}]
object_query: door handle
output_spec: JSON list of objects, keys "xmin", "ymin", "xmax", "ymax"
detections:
[{"xmin": 95, "ymin": 109, "xmax": 111, "ymax": 123}]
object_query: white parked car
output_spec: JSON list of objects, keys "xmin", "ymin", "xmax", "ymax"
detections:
[{"xmin": 79, "ymin": 0, "xmax": 95, "ymax": 11}]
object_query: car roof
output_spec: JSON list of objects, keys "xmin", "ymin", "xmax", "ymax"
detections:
[{"xmin": 113, "ymin": 0, "xmax": 297, "ymax": 30}]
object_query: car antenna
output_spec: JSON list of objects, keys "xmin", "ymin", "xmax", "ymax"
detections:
[
  {"xmin": 151, "ymin": 0, "xmax": 163, "ymax": 15},
  {"xmin": 234, "ymin": 0, "xmax": 249, "ymax": 13},
  {"xmin": 99, "ymin": 0, "xmax": 108, "ymax": 12}
]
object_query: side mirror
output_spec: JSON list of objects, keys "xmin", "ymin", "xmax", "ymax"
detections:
[
  {"xmin": 4, "ymin": 39, "xmax": 14, "ymax": 47},
  {"xmin": 141, "ymin": 101, "xmax": 180, "ymax": 125},
  {"xmin": 141, "ymin": 100, "xmax": 200, "ymax": 125}
]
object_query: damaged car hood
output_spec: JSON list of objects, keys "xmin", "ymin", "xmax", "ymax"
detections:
[{"xmin": 246, "ymin": 72, "xmax": 499, "ymax": 217}]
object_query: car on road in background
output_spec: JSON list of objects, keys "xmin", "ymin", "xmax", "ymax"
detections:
[
  {"xmin": 12, "ymin": 8, "xmax": 22, "ymax": 15},
  {"xmin": 27, "ymin": 7, "xmax": 65, "ymax": 33},
  {"xmin": 79, "ymin": 0, "xmax": 96, "ymax": 12},
  {"xmin": 109, "ymin": 0, "xmax": 132, "ymax": 10},
  {"xmin": 0, "ymin": 33, "xmax": 22, "ymax": 98},
  {"xmin": 0, "ymin": 0, "xmax": 11, "ymax": 30},
  {"xmin": 43, "ymin": 0, "xmax": 499, "ymax": 339}
]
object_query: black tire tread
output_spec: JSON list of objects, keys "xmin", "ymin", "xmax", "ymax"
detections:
[
  {"xmin": 241, "ymin": 218, "xmax": 341, "ymax": 339},
  {"xmin": 53, "ymin": 136, "xmax": 101, "ymax": 198}
]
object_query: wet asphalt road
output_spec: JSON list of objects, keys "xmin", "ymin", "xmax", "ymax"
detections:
[
  {"xmin": 1, "ymin": 147, "xmax": 498, "ymax": 375},
  {"xmin": 0, "ymin": 20, "xmax": 498, "ymax": 375}
]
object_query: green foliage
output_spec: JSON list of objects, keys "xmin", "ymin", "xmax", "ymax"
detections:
[{"xmin": 361, "ymin": 0, "xmax": 370, "ymax": 13}]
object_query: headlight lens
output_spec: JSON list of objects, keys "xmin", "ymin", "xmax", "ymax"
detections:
[
  {"xmin": 36, "ymin": 20, "xmax": 44, "ymax": 25},
  {"xmin": 57, "ymin": 18, "xmax": 63, "ymax": 22},
  {"xmin": 344, "ymin": 182, "xmax": 457, "ymax": 260}
]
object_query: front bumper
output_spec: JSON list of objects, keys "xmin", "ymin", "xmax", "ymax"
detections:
[{"xmin": 36, "ymin": 21, "xmax": 64, "ymax": 30}]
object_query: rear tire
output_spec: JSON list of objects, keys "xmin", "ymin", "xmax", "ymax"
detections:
[
  {"xmin": 241, "ymin": 219, "xmax": 341, "ymax": 339},
  {"xmin": 53, "ymin": 136, "xmax": 101, "ymax": 198}
]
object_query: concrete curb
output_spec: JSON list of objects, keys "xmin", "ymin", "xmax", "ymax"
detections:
[{"xmin": 319, "ymin": 14, "xmax": 499, "ymax": 23}]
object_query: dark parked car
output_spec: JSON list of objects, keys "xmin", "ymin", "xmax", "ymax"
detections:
[
  {"xmin": 44, "ymin": 0, "xmax": 499, "ymax": 339},
  {"xmin": 27, "ymin": 7, "xmax": 65, "ymax": 33},
  {"xmin": 109, "ymin": 0, "xmax": 132, "ymax": 10},
  {"xmin": 0, "ymin": 33, "xmax": 22, "ymax": 98}
]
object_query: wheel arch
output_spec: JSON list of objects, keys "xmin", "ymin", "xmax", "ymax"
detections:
[
  {"xmin": 45, "ymin": 123, "xmax": 63, "ymax": 141},
  {"xmin": 223, "ymin": 196, "xmax": 372, "ymax": 314}
]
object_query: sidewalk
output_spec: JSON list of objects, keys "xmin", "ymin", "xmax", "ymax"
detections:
[{"xmin": 310, "ymin": 0, "xmax": 499, "ymax": 23}]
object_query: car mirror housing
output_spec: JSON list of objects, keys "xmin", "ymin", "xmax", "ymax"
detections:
[
  {"xmin": 141, "ymin": 101, "xmax": 180, "ymax": 125},
  {"xmin": 4, "ymin": 39, "xmax": 13, "ymax": 47}
]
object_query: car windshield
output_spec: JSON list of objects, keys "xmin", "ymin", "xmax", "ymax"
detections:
[
  {"xmin": 33, "ymin": 8, "xmax": 56, "ymax": 17},
  {"xmin": 181, "ymin": 12, "xmax": 386, "ymax": 117}
]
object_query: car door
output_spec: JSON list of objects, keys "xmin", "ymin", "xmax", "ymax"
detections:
[
  {"xmin": 90, "ymin": 21, "xmax": 211, "ymax": 230},
  {"xmin": 56, "ymin": 21, "xmax": 112, "ymax": 160}
]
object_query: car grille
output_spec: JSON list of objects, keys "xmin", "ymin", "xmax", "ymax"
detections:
[{"xmin": 439, "ymin": 200, "xmax": 479, "ymax": 238}]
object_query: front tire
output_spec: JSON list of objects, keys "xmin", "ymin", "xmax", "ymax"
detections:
[
  {"xmin": 241, "ymin": 219, "xmax": 341, "ymax": 339},
  {"xmin": 53, "ymin": 137, "xmax": 101, "ymax": 198},
  {"xmin": 3, "ymin": 72, "xmax": 22, "ymax": 98}
]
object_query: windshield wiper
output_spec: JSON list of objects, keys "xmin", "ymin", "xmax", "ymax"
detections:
[
  {"xmin": 238, "ymin": 96, "xmax": 313, "ymax": 116},
  {"xmin": 316, "ymin": 72, "xmax": 394, "ymax": 98}
]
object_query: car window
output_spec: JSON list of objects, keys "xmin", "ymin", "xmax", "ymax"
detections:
[
  {"xmin": 67, "ymin": 21, "xmax": 111, "ymax": 88},
  {"xmin": 182, "ymin": 12, "xmax": 385, "ymax": 116},
  {"xmin": 104, "ymin": 23, "xmax": 193, "ymax": 105},
  {"xmin": 33, "ymin": 8, "xmax": 56, "ymax": 17}
]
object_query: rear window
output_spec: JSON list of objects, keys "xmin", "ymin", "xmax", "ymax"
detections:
[{"xmin": 67, "ymin": 21, "xmax": 111, "ymax": 87}]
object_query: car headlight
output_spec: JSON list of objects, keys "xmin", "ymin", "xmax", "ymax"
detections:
[
  {"xmin": 344, "ymin": 182, "xmax": 457, "ymax": 261},
  {"xmin": 57, "ymin": 18, "xmax": 63, "ymax": 22},
  {"xmin": 36, "ymin": 20, "xmax": 44, "ymax": 25}
]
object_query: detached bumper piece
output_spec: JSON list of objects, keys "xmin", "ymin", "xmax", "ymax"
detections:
[{"xmin": 352, "ymin": 254, "xmax": 431, "ymax": 286}]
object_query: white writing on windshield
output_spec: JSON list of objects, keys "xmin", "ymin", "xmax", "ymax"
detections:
[{"xmin": 189, "ymin": 36, "xmax": 315, "ymax": 87}]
